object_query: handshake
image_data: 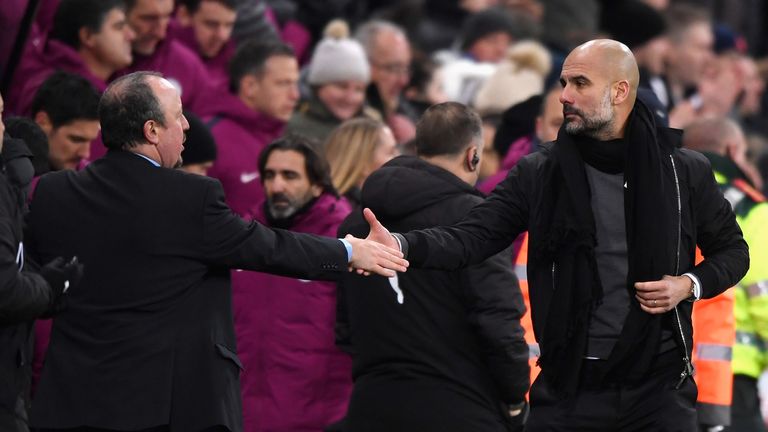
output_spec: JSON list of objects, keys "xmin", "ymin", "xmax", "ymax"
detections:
[{"xmin": 40, "ymin": 256, "xmax": 84, "ymax": 315}]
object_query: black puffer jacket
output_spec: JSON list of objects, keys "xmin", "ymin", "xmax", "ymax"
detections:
[
  {"xmin": 337, "ymin": 156, "xmax": 529, "ymax": 431},
  {"xmin": 0, "ymin": 137, "xmax": 52, "ymax": 432}
]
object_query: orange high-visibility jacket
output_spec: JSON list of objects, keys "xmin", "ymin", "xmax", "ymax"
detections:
[{"xmin": 515, "ymin": 233, "xmax": 541, "ymax": 389}]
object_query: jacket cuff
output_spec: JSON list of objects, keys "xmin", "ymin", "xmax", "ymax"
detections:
[{"xmin": 392, "ymin": 233, "xmax": 408, "ymax": 258}]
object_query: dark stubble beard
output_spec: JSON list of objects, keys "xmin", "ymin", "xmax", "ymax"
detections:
[{"xmin": 563, "ymin": 89, "xmax": 615, "ymax": 139}]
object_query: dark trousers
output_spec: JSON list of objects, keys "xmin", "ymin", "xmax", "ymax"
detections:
[
  {"xmin": 527, "ymin": 350, "xmax": 698, "ymax": 431},
  {"xmin": 723, "ymin": 374, "xmax": 767, "ymax": 432}
]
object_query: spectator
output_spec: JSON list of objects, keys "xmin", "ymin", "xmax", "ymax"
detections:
[
  {"xmin": 325, "ymin": 118, "xmax": 398, "ymax": 208},
  {"xmin": 3, "ymin": 118, "xmax": 49, "ymax": 179},
  {"xmin": 0, "ymin": 91, "xmax": 82, "ymax": 432},
  {"xmin": 600, "ymin": 0, "xmax": 671, "ymax": 116},
  {"xmin": 172, "ymin": 0, "xmax": 237, "ymax": 90},
  {"xmin": 439, "ymin": 7, "xmax": 520, "ymax": 104},
  {"xmin": 337, "ymin": 102, "xmax": 528, "ymax": 431},
  {"xmin": 355, "ymin": 20, "xmax": 418, "ymax": 143},
  {"xmin": 403, "ymin": 54, "xmax": 448, "ymax": 117},
  {"xmin": 206, "ymin": 41, "xmax": 299, "ymax": 216},
  {"xmin": 121, "ymin": 0, "xmax": 213, "ymax": 114},
  {"xmin": 179, "ymin": 110, "xmax": 217, "ymax": 176},
  {"xmin": 29, "ymin": 71, "xmax": 100, "ymax": 172},
  {"xmin": 474, "ymin": 40, "xmax": 551, "ymax": 117},
  {"xmin": 233, "ymin": 135, "xmax": 353, "ymax": 432},
  {"xmin": 6, "ymin": 0, "xmax": 134, "ymax": 115},
  {"xmin": 683, "ymin": 117, "xmax": 768, "ymax": 432},
  {"xmin": 287, "ymin": 20, "xmax": 373, "ymax": 147},
  {"xmin": 663, "ymin": 4, "xmax": 714, "ymax": 125}
]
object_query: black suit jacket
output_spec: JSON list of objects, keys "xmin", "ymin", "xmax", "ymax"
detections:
[{"xmin": 26, "ymin": 150, "xmax": 347, "ymax": 431}]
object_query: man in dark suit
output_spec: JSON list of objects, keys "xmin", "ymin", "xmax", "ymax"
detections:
[{"xmin": 25, "ymin": 71, "xmax": 407, "ymax": 432}]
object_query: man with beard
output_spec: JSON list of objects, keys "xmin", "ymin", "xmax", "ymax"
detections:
[
  {"xmin": 231, "ymin": 136, "xmax": 353, "ymax": 432},
  {"xmin": 362, "ymin": 39, "xmax": 749, "ymax": 430}
]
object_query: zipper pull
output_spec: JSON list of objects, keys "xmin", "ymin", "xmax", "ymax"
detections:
[{"xmin": 675, "ymin": 357, "xmax": 695, "ymax": 389}]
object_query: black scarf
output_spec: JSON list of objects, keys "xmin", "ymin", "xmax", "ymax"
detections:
[{"xmin": 531, "ymin": 99, "xmax": 678, "ymax": 396}]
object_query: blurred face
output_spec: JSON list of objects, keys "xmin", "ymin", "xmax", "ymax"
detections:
[
  {"xmin": 536, "ymin": 89, "xmax": 564, "ymax": 142},
  {"xmin": 667, "ymin": 22, "xmax": 714, "ymax": 86},
  {"xmin": 152, "ymin": 78, "xmax": 190, "ymax": 168},
  {"xmin": 46, "ymin": 120, "xmax": 100, "ymax": 170},
  {"xmin": 85, "ymin": 8, "xmax": 135, "ymax": 71},
  {"xmin": 370, "ymin": 31, "xmax": 412, "ymax": 109},
  {"xmin": 633, "ymin": 36, "xmax": 669, "ymax": 76},
  {"xmin": 190, "ymin": 1, "xmax": 236, "ymax": 58},
  {"xmin": 559, "ymin": 54, "xmax": 615, "ymax": 138},
  {"xmin": 469, "ymin": 32, "xmax": 512, "ymax": 63},
  {"xmin": 368, "ymin": 126, "xmax": 398, "ymax": 174},
  {"xmin": 316, "ymin": 81, "xmax": 367, "ymax": 121},
  {"xmin": 180, "ymin": 161, "xmax": 214, "ymax": 176},
  {"xmin": 250, "ymin": 55, "xmax": 300, "ymax": 121},
  {"xmin": 127, "ymin": 0, "xmax": 174, "ymax": 55},
  {"xmin": 262, "ymin": 149, "xmax": 322, "ymax": 220},
  {"xmin": 737, "ymin": 57, "xmax": 765, "ymax": 115}
]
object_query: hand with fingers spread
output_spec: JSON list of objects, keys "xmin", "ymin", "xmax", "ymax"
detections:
[
  {"xmin": 362, "ymin": 208, "xmax": 398, "ymax": 250},
  {"xmin": 634, "ymin": 275, "xmax": 694, "ymax": 314},
  {"xmin": 345, "ymin": 234, "xmax": 408, "ymax": 277}
]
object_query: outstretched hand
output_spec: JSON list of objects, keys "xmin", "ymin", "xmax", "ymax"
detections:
[
  {"xmin": 363, "ymin": 208, "xmax": 398, "ymax": 249},
  {"xmin": 345, "ymin": 208, "xmax": 407, "ymax": 277}
]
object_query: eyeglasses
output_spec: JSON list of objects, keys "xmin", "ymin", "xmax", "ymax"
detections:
[{"xmin": 371, "ymin": 62, "xmax": 412, "ymax": 77}]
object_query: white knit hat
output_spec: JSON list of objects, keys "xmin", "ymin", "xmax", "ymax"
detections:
[
  {"xmin": 308, "ymin": 20, "xmax": 370, "ymax": 85},
  {"xmin": 473, "ymin": 40, "xmax": 552, "ymax": 116}
]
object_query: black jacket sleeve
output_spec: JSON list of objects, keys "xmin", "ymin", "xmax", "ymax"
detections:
[
  {"xmin": 0, "ymin": 187, "xmax": 51, "ymax": 325},
  {"xmin": 683, "ymin": 150, "xmax": 750, "ymax": 298},
  {"xmin": 198, "ymin": 180, "xmax": 348, "ymax": 280},
  {"xmin": 462, "ymin": 246, "xmax": 529, "ymax": 404},
  {"xmin": 402, "ymin": 157, "xmax": 532, "ymax": 270}
]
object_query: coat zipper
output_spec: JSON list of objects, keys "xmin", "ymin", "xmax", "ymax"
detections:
[{"xmin": 669, "ymin": 155, "xmax": 694, "ymax": 388}]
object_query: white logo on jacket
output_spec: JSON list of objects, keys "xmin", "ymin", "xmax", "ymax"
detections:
[
  {"xmin": 389, "ymin": 275, "xmax": 404, "ymax": 304},
  {"xmin": 240, "ymin": 172, "xmax": 260, "ymax": 184}
]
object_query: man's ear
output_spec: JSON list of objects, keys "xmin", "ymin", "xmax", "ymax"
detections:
[
  {"xmin": 614, "ymin": 80, "xmax": 631, "ymax": 105},
  {"xmin": 78, "ymin": 27, "xmax": 96, "ymax": 49},
  {"xmin": 34, "ymin": 111, "xmax": 53, "ymax": 135},
  {"xmin": 311, "ymin": 183, "xmax": 323, "ymax": 198},
  {"xmin": 466, "ymin": 145, "xmax": 480, "ymax": 172},
  {"xmin": 144, "ymin": 120, "xmax": 159, "ymax": 145}
]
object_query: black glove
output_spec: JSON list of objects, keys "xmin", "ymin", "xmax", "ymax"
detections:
[
  {"xmin": 503, "ymin": 400, "xmax": 529, "ymax": 432},
  {"xmin": 40, "ymin": 256, "xmax": 84, "ymax": 315}
]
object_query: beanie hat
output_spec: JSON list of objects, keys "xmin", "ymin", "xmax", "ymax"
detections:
[
  {"xmin": 181, "ymin": 111, "xmax": 217, "ymax": 166},
  {"xmin": 600, "ymin": 0, "xmax": 666, "ymax": 49},
  {"xmin": 474, "ymin": 40, "xmax": 551, "ymax": 116},
  {"xmin": 308, "ymin": 20, "xmax": 370, "ymax": 85},
  {"xmin": 460, "ymin": 7, "xmax": 518, "ymax": 51}
]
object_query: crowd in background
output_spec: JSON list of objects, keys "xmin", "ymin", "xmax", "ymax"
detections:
[{"xmin": 2, "ymin": 0, "xmax": 768, "ymax": 431}]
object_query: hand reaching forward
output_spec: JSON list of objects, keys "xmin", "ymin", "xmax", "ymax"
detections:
[
  {"xmin": 345, "ymin": 234, "xmax": 408, "ymax": 277},
  {"xmin": 363, "ymin": 208, "xmax": 398, "ymax": 249},
  {"xmin": 635, "ymin": 275, "xmax": 693, "ymax": 314}
]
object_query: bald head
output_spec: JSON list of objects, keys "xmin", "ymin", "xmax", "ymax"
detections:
[
  {"xmin": 683, "ymin": 117, "xmax": 744, "ymax": 156},
  {"xmin": 569, "ymin": 39, "xmax": 640, "ymax": 99},
  {"xmin": 559, "ymin": 39, "xmax": 640, "ymax": 140}
]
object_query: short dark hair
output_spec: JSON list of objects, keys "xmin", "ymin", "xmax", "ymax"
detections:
[
  {"xmin": 179, "ymin": 0, "xmax": 236, "ymax": 13},
  {"xmin": 228, "ymin": 40, "xmax": 295, "ymax": 93},
  {"xmin": 98, "ymin": 72, "xmax": 166, "ymax": 150},
  {"xmin": 51, "ymin": 0, "xmax": 125, "ymax": 49},
  {"xmin": 258, "ymin": 134, "xmax": 336, "ymax": 195},
  {"xmin": 30, "ymin": 71, "xmax": 100, "ymax": 129},
  {"xmin": 4, "ymin": 117, "xmax": 51, "ymax": 176},
  {"xmin": 415, "ymin": 102, "xmax": 483, "ymax": 157}
]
